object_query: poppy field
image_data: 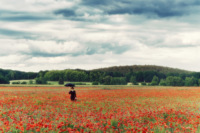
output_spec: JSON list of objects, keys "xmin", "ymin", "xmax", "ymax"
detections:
[{"xmin": 1, "ymin": 86, "xmax": 200, "ymax": 133}]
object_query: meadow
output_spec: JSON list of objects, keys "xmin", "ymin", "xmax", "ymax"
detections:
[{"xmin": 1, "ymin": 86, "xmax": 200, "ymax": 133}]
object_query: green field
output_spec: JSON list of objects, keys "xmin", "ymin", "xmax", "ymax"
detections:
[
  {"xmin": 9, "ymin": 80, "xmax": 93, "ymax": 86},
  {"xmin": 9, "ymin": 79, "xmax": 152, "ymax": 88}
]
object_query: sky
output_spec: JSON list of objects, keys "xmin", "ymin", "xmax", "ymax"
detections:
[{"xmin": 1, "ymin": 0, "xmax": 200, "ymax": 72}]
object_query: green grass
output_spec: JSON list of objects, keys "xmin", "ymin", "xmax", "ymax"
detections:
[
  {"xmin": 8, "ymin": 80, "xmax": 150, "ymax": 87},
  {"xmin": 9, "ymin": 80, "xmax": 149, "ymax": 87},
  {"xmin": 47, "ymin": 81, "xmax": 59, "ymax": 85},
  {"xmin": 47, "ymin": 81, "xmax": 93, "ymax": 85},
  {"xmin": 10, "ymin": 79, "xmax": 36, "ymax": 85},
  {"xmin": 8, "ymin": 80, "xmax": 93, "ymax": 87}
]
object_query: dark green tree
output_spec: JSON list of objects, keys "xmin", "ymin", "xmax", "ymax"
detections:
[
  {"xmin": 136, "ymin": 72, "xmax": 144, "ymax": 82},
  {"xmin": 35, "ymin": 77, "xmax": 47, "ymax": 84},
  {"xmin": 165, "ymin": 76, "xmax": 183, "ymax": 86},
  {"xmin": 58, "ymin": 77, "xmax": 64, "ymax": 85},
  {"xmin": 144, "ymin": 71, "xmax": 155, "ymax": 82},
  {"xmin": 151, "ymin": 76, "xmax": 159, "ymax": 86},
  {"xmin": 0, "ymin": 75, "xmax": 9, "ymax": 84},
  {"xmin": 130, "ymin": 76, "xmax": 137, "ymax": 85},
  {"xmin": 110, "ymin": 77, "xmax": 127, "ymax": 85},
  {"xmin": 159, "ymin": 79, "xmax": 166, "ymax": 86},
  {"xmin": 102, "ymin": 76, "xmax": 112, "ymax": 85},
  {"xmin": 184, "ymin": 77, "xmax": 198, "ymax": 86}
]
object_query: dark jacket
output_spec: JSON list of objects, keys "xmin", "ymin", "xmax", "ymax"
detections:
[{"xmin": 69, "ymin": 90, "xmax": 76, "ymax": 101}]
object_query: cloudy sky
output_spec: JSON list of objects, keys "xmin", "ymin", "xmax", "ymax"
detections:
[{"xmin": 1, "ymin": 0, "xmax": 200, "ymax": 72}]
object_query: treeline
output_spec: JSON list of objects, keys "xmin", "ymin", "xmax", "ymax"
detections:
[
  {"xmin": 94, "ymin": 65, "xmax": 191, "ymax": 74},
  {"xmin": 1, "ymin": 65, "xmax": 200, "ymax": 86},
  {"xmin": 35, "ymin": 69, "xmax": 200, "ymax": 86},
  {"xmin": 0, "ymin": 69, "xmax": 38, "ymax": 84}
]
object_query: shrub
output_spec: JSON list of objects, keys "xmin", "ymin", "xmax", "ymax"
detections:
[
  {"xmin": 21, "ymin": 81, "xmax": 27, "ymax": 84},
  {"xmin": 166, "ymin": 76, "xmax": 183, "ymax": 86},
  {"xmin": 58, "ymin": 77, "xmax": 64, "ymax": 85},
  {"xmin": 110, "ymin": 77, "xmax": 127, "ymax": 85},
  {"xmin": 159, "ymin": 79, "xmax": 166, "ymax": 86},
  {"xmin": 184, "ymin": 77, "xmax": 198, "ymax": 86},
  {"xmin": 12, "ymin": 82, "xmax": 20, "ymax": 84},
  {"xmin": 151, "ymin": 76, "xmax": 159, "ymax": 86},
  {"xmin": 74, "ymin": 82, "xmax": 86, "ymax": 85},
  {"xmin": 35, "ymin": 77, "xmax": 47, "ymax": 84},
  {"xmin": 29, "ymin": 80, "xmax": 33, "ymax": 84},
  {"xmin": 130, "ymin": 76, "xmax": 137, "ymax": 85},
  {"xmin": 92, "ymin": 82, "xmax": 99, "ymax": 85},
  {"xmin": 141, "ymin": 82, "xmax": 146, "ymax": 85}
]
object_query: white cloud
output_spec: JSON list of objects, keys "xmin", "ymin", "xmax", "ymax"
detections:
[
  {"xmin": 0, "ymin": 0, "xmax": 78, "ymax": 12},
  {"xmin": 26, "ymin": 40, "xmax": 84, "ymax": 54},
  {"xmin": 0, "ymin": 0, "xmax": 200, "ymax": 72},
  {"xmin": 28, "ymin": 56, "xmax": 68, "ymax": 64}
]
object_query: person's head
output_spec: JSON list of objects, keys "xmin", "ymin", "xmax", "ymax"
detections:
[{"xmin": 71, "ymin": 87, "xmax": 74, "ymax": 90}]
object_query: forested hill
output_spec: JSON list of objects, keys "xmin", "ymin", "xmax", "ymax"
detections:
[
  {"xmin": 93, "ymin": 65, "xmax": 192, "ymax": 74},
  {"xmin": 0, "ymin": 68, "xmax": 38, "ymax": 84},
  {"xmin": 0, "ymin": 65, "xmax": 198, "ymax": 86}
]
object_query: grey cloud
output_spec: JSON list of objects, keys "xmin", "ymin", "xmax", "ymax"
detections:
[
  {"xmin": 20, "ymin": 40, "xmax": 131, "ymax": 58},
  {"xmin": 0, "ymin": 28, "xmax": 38, "ymax": 39},
  {"xmin": 21, "ymin": 46, "xmax": 68, "ymax": 57},
  {"xmin": 86, "ymin": 43, "xmax": 131, "ymax": 55},
  {"xmin": 0, "ymin": 10, "xmax": 53, "ymax": 22},
  {"xmin": 101, "ymin": 44, "xmax": 130, "ymax": 54},
  {"xmin": 107, "ymin": 6, "xmax": 184, "ymax": 18},
  {"xmin": 24, "ymin": 51, "xmax": 67, "ymax": 57},
  {"xmin": 53, "ymin": 8, "xmax": 105, "ymax": 22},
  {"xmin": 53, "ymin": 8, "xmax": 89, "ymax": 22},
  {"xmin": 81, "ymin": 0, "xmax": 110, "ymax": 6},
  {"xmin": 54, "ymin": 9, "xmax": 76, "ymax": 17},
  {"xmin": 81, "ymin": 0, "xmax": 200, "ymax": 18},
  {"xmin": 0, "ymin": 15, "xmax": 52, "ymax": 22}
]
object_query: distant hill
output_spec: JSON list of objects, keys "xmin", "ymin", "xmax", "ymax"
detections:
[
  {"xmin": 93, "ymin": 65, "xmax": 193, "ymax": 74},
  {"xmin": 0, "ymin": 68, "xmax": 38, "ymax": 80}
]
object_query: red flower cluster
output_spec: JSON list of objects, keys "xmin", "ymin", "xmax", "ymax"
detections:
[{"xmin": 0, "ymin": 86, "xmax": 200, "ymax": 132}]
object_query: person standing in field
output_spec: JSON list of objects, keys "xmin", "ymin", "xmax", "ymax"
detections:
[{"xmin": 69, "ymin": 87, "xmax": 77, "ymax": 101}]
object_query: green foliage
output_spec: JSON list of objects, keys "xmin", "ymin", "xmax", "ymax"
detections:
[
  {"xmin": 44, "ymin": 70, "xmax": 89, "ymax": 82},
  {"xmin": 94, "ymin": 65, "xmax": 191, "ymax": 74},
  {"xmin": 35, "ymin": 77, "xmax": 47, "ymax": 84},
  {"xmin": 151, "ymin": 76, "xmax": 159, "ymax": 86},
  {"xmin": 92, "ymin": 81, "xmax": 99, "ymax": 85},
  {"xmin": 165, "ymin": 76, "xmax": 183, "ymax": 86},
  {"xmin": 130, "ymin": 76, "xmax": 137, "ymax": 85},
  {"xmin": 198, "ymin": 79, "xmax": 200, "ymax": 86},
  {"xmin": 111, "ymin": 120, "xmax": 118, "ymax": 128},
  {"xmin": 74, "ymin": 82, "xmax": 86, "ymax": 85},
  {"xmin": 64, "ymin": 70, "xmax": 88, "ymax": 82},
  {"xmin": 184, "ymin": 77, "xmax": 198, "ymax": 86},
  {"xmin": 110, "ymin": 77, "xmax": 127, "ymax": 85},
  {"xmin": 141, "ymin": 82, "xmax": 146, "ymax": 85},
  {"xmin": 58, "ymin": 77, "xmax": 64, "ymax": 85},
  {"xmin": 136, "ymin": 72, "xmax": 144, "ymax": 82},
  {"xmin": 159, "ymin": 79, "xmax": 167, "ymax": 86},
  {"xmin": 29, "ymin": 80, "xmax": 33, "ymax": 84},
  {"xmin": 12, "ymin": 81, "xmax": 20, "ymax": 84},
  {"xmin": 1, "ymin": 65, "xmax": 200, "ymax": 86},
  {"xmin": 0, "ymin": 74, "xmax": 9, "ymax": 84},
  {"xmin": 144, "ymin": 71, "xmax": 157, "ymax": 82},
  {"xmin": 4, "ymin": 69, "xmax": 38, "ymax": 80},
  {"xmin": 101, "ymin": 76, "xmax": 112, "ymax": 85}
]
